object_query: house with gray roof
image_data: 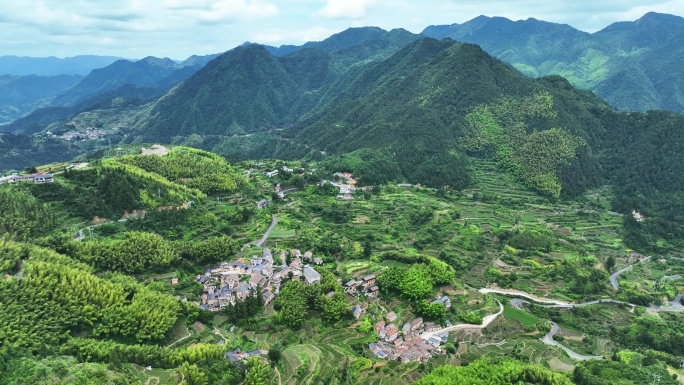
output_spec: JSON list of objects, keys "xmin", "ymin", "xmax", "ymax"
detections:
[
  {"xmin": 303, "ymin": 266, "xmax": 321, "ymax": 284},
  {"xmin": 431, "ymin": 295, "xmax": 451, "ymax": 308},
  {"xmin": 351, "ymin": 305, "xmax": 363, "ymax": 318}
]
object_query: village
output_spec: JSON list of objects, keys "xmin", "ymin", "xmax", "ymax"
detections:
[
  {"xmin": 363, "ymin": 295, "xmax": 453, "ymax": 363},
  {"xmin": 368, "ymin": 313, "xmax": 449, "ymax": 363},
  {"xmin": 196, "ymin": 248, "xmax": 325, "ymax": 312},
  {"xmin": 191, "ymin": 165, "xmax": 462, "ymax": 364},
  {"xmin": 195, "ymin": 244, "xmax": 459, "ymax": 363}
]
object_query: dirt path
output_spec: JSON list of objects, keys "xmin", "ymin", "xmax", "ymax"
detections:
[
  {"xmin": 274, "ymin": 367, "xmax": 282, "ymax": 385},
  {"xmin": 166, "ymin": 328, "xmax": 190, "ymax": 348}
]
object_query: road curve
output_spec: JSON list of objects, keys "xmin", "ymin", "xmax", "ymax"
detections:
[
  {"xmin": 540, "ymin": 322, "xmax": 602, "ymax": 361},
  {"xmin": 610, "ymin": 257, "xmax": 651, "ymax": 290},
  {"xmin": 479, "ymin": 288, "xmax": 573, "ymax": 307},
  {"xmin": 420, "ymin": 300, "xmax": 503, "ymax": 340},
  {"xmin": 647, "ymin": 294, "xmax": 683, "ymax": 312}
]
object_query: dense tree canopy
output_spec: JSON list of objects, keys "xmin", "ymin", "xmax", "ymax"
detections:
[{"xmin": 415, "ymin": 356, "xmax": 574, "ymax": 385}]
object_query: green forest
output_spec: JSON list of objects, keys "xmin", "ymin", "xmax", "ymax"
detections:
[{"xmin": 1, "ymin": 144, "xmax": 682, "ymax": 384}]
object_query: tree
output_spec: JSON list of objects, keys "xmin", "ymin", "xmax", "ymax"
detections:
[
  {"xmin": 322, "ymin": 294, "xmax": 351, "ymax": 323},
  {"xmin": 180, "ymin": 362, "xmax": 207, "ymax": 385},
  {"xmin": 605, "ymin": 255, "xmax": 616, "ymax": 272},
  {"xmin": 267, "ymin": 343, "xmax": 282, "ymax": 365},
  {"xmin": 357, "ymin": 317, "xmax": 373, "ymax": 333},
  {"xmin": 363, "ymin": 241, "xmax": 372, "ymax": 258},
  {"xmin": 399, "ymin": 265, "xmax": 433, "ymax": 300},
  {"xmin": 376, "ymin": 267, "xmax": 405, "ymax": 293},
  {"xmin": 413, "ymin": 301, "xmax": 447, "ymax": 324},
  {"xmin": 244, "ymin": 357, "xmax": 271, "ymax": 385},
  {"xmin": 274, "ymin": 281, "xmax": 308, "ymax": 328}
]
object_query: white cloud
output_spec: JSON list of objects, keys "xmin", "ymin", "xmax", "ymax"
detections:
[
  {"xmin": 167, "ymin": 0, "xmax": 279, "ymax": 23},
  {"xmin": 0, "ymin": 0, "xmax": 682, "ymax": 59},
  {"xmin": 314, "ymin": 0, "xmax": 375, "ymax": 19}
]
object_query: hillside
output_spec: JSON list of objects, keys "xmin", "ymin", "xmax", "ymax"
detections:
[
  {"xmin": 422, "ymin": 12, "xmax": 684, "ymax": 113},
  {"xmin": 1, "ymin": 145, "xmax": 682, "ymax": 385},
  {"xmin": 132, "ymin": 45, "xmax": 306, "ymax": 141},
  {"xmin": 2, "ymin": 25, "xmax": 684, "ymax": 252},
  {"xmin": 0, "ymin": 74, "xmax": 82, "ymax": 124},
  {"xmin": 2, "ymin": 55, "xmax": 217, "ymax": 136},
  {"xmin": 51, "ymin": 56, "xmax": 201, "ymax": 107},
  {"xmin": 287, "ymin": 39, "xmax": 605, "ymax": 194},
  {"xmin": 0, "ymin": 132, "xmax": 82, "ymax": 172}
]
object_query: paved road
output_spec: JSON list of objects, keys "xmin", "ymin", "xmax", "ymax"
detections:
[
  {"xmin": 255, "ymin": 215, "xmax": 278, "ymax": 247},
  {"xmin": 488, "ymin": 285, "xmax": 681, "ymax": 361},
  {"xmin": 540, "ymin": 322, "xmax": 603, "ymax": 361},
  {"xmin": 510, "ymin": 297, "xmax": 638, "ymax": 310},
  {"xmin": 647, "ymin": 294, "xmax": 683, "ymax": 312},
  {"xmin": 420, "ymin": 300, "xmax": 503, "ymax": 340},
  {"xmin": 479, "ymin": 288, "xmax": 573, "ymax": 307},
  {"xmin": 610, "ymin": 257, "xmax": 651, "ymax": 290}
]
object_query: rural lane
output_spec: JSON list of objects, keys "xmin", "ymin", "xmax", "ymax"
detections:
[
  {"xmin": 540, "ymin": 322, "xmax": 603, "ymax": 361},
  {"xmin": 420, "ymin": 300, "xmax": 503, "ymax": 340},
  {"xmin": 255, "ymin": 215, "xmax": 278, "ymax": 247}
]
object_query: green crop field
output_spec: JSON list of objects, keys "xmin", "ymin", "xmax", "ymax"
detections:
[{"xmin": 503, "ymin": 305, "xmax": 541, "ymax": 325}]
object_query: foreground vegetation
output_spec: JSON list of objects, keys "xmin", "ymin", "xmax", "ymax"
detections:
[{"xmin": 0, "ymin": 145, "xmax": 682, "ymax": 384}]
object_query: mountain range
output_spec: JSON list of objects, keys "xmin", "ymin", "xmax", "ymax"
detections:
[
  {"xmin": 0, "ymin": 74, "xmax": 82, "ymax": 124},
  {"xmin": 2, "ymin": 12, "xmax": 684, "ymax": 251},
  {"xmin": 422, "ymin": 12, "xmax": 684, "ymax": 113},
  {"xmin": 0, "ymin": 55, "xmax": 123, "ymax": 77}
]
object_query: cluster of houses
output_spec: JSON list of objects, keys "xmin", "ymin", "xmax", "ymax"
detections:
[
  {"xmin": 196, "ymin": 248, "xmax": 323, "ymax": 311},
  {"xmin": 316, "ymin": 172, "xmax": 359, "ymax": 201},
  {"xmin": 265, "ymin": 166, "xmax": 295, "ymax": 178},
  {"xmin": 225, "ymin": 348, "xmax": 268, "ymax": 362},
  {"xmin": 368, "ymin": 313, "xmax": 449, "ymax": 363},
  {"xmin": 344, "ymin": 274, "xmax": 379, "ymax": 297},
  {"xmin": 0, "ymin": 172, "xmax": 54, "ymax": 184}
]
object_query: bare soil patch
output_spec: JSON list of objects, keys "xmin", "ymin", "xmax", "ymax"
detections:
[{"xmin": 141, "ymin": 144, "xmax": 169, "ymax": 156}]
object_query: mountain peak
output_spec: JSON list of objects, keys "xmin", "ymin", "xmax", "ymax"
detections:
[
  {"xmin": 599, "ymin": 11, "xmax": 684, "ymax": 33},
  {"xmin": 636, "ymin": 11, "xmax": 684, "ymax": 24}
]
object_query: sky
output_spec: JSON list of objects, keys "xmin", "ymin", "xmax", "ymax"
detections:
[{"xmin": 0, "ymin": 0, "xmax": 683, "ymax": 60}]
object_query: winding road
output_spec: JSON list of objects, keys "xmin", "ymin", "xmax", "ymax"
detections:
[
  {"xmin": 420, "ymin": 300, "xmax": 504, "ymax": 340},
  {"xmin": 479, "ymin": 260, "xmax": 683, "ymax": 361},
  {"xmin": 609, "ymin": 257, "xmax": 651, "ymax": 290},
  {"xmin": 647, "ymin": 294, "xmax": 683, "ymax": 312},
  {"xmin": 542, "ymin": 322, "xmax": 602, "ymax": 361}
]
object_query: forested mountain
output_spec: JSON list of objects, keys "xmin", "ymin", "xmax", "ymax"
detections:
[
  {"xmin": 132, "ymin": 45, "xmax": 307, "ymax": 141},
  {"xmin": 132, "ymin": 29, "xmax": 421, "ymax": 143},
  {"xmin": 0, "ymin": 55, "xmax": 123, "ymax": 76},
  {"xmin": 2, "ymin": 18, "xmax": 684, "ymax": 251},
  {"xmin": 422, "ymin": 12, "xmax": 684, "ymax": 113},
  {"xmin": 51, "ymin": 56, "xmax": 202, "ymax": 107},
  {"xmin": 286, "ymin": 38, "xmax": 605, "ymax": 194},
  {"xmin": 104, "ymin": 33, "xmax": 684, "ymax": 253},
  {"xmin": 2, "ymin": 84, "xmax": 169, "ymax": 136},
  {"xmin": 2, "ymin": 55, "xmax": 218, "ymax": 135},
  {"xmin": 0, "ymin": 74, "xmax": 82, "ymax": 124}
]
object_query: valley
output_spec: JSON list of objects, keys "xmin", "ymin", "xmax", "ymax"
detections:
[{"xmin": 1, "ymin": 145, "xmax": 682, "ymax": 384}]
